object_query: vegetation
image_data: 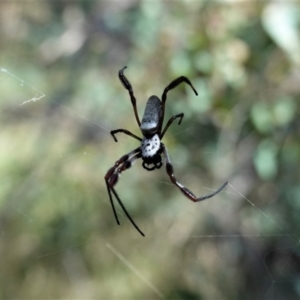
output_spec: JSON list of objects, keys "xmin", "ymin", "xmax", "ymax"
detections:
[{"xmin": 0, "ymin": 1, "xmax": 300, "ymax": 299}]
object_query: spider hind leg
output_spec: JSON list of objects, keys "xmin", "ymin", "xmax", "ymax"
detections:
[{"xmin": 118, "ymin": 66, "xmax": 141, "ymax": 126}]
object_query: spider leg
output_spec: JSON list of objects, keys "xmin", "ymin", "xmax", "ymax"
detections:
[
  {"xmin": 104, "ymin": 148, "xmax": 139, "ymax": 225},
  {"xmin": 111, "ymin": 129, "xmax": 142, "ymax": 142},
  {"xmin": 105, "ymin": 148, "xmax": 145, "ymax": 236},
  {"xmin": 159, "ymin": 76, "xmax": 198, "ymax": 131},
  {"xmin": 105, "ymin": 181, "xmax": 119, "ymax": 224},
  {"xmin": 105, "ymin": 148, "xmax": 140, "ymax": 225},
  {"xmin": 118, "ymin": 66, "xmax": 141, "ymax": 126},
  {"xmin": 160, "ymin": 113, "xmax": 184, "ymax": 139},
  {"xmin": 161, "ymin": 143, "xmax": 228, "ymax": 202},
  {"xmin": 110, "ymin": 185, "xmax": 144, "ymax": 236}
]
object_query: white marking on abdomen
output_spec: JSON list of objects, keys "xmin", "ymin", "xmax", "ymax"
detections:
[{"xmin": 140, "ymin": 121, "xmax": 157, "ymax": 131}]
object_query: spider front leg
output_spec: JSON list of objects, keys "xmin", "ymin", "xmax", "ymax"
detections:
[
  {"xmin": 161, "ymin": 144, "xmax": 228, "ymax": 201},
  {"xmin": 119, "ymin": 66, "xmax": 141, "ymax": 126},
  {"xmin": 105, "ymin": 148, "xmax": 140, "ymax": 224},
  {"xmin": 105, "ymin": 148, "xmax": 145, "ymax": 236}
]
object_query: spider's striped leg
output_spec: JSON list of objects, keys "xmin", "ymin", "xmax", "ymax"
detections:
[
  {"xmin": 105, "ymin": 148, "xmax": 140, "ymax": 226},
  {"xmin": 160, "ymin": 113, "xmax": 184, "ymax": 139},
  {"xmin": 159, "ymin": 76, "xmax": 198, "ymax": 132},
  {"xmin": 110, "ymin": 129, "xmax": 142, "ymax": 142},
  {"xmin": 118, "ymin": 66, "xmax": 141, "ymax": 126},
  {"xmin": 105, "ymin": 149, "xmax": 145, "ymax": 236},
  {"xmin": 161, "ymin": 144, "xmax": 227, "ymax": 202}
]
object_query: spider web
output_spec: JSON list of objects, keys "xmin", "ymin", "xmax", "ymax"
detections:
[
  {"xmin": 1, "ymin": 2, "xmax": 300, "ymax": 298},
  {"xmin": 1, "ymin": 68, "xmax": 299, "ymax": 300}
]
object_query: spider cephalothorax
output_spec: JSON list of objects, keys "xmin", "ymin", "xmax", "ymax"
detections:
[
  {"xmin": 141, "ymin": 136, "xmax": 163, "ymax": 170},
  {"xmin": 105, "ymin": 66, "xmax": 228, "ymax": 236}
]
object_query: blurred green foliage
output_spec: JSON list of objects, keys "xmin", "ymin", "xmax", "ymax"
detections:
[{"xmin": 0, "ymin": 1, "xmax": 300, "ymax": 299}]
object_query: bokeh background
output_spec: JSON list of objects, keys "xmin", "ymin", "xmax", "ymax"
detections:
[{"xmin": 1, "ymin": 1, "xmax": 300, "ymax": 299}]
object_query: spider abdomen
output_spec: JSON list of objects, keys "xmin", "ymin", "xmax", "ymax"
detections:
[{"xmin": 140, "ymin": 95, "xmax": 162, "ymax": 135}]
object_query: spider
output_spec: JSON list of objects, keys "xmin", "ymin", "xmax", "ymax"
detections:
[{"xmin": 105, "ymin": 66, "xmax": 228, "ymax": 236}]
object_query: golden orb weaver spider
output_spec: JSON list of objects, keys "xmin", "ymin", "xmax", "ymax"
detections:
[{"xmin": 105, "ymin": 66, "xmax": 228, "ymax": 236}]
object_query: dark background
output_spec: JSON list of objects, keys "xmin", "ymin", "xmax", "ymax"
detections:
[{"xmin": 0, "ymin": 1, "xmax": 300, "ymax": 299}]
